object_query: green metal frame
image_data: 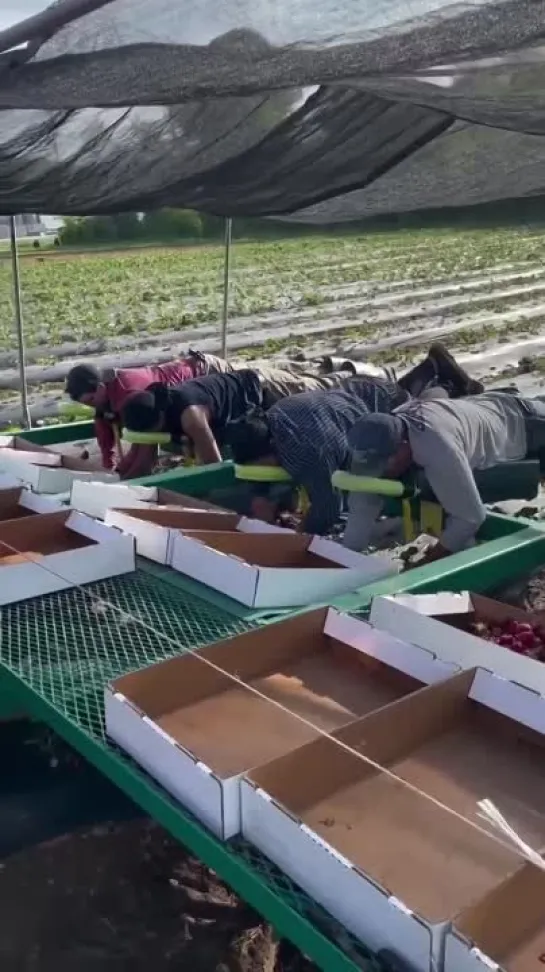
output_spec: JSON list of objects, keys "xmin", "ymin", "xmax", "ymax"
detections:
[
  {"xmin": 131, "ymin": 460, "xmax": 235, "ymax": 493},
  {"xmin": 336, "ymin": 524, "xmax": 545, "ymax": 613},
  {"xmin": 19, "ymin": 420, "xmax": 95, "ymax": 445}
]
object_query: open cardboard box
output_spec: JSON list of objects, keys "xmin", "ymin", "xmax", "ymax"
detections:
[
  {"xmin": 0, "ymin": 443, "xmax": 118, "ymax": 493},
  {"xmin": 70, "ymin": 480, "xmax": 225, "ymax": 520},
  {"xmin": 169, "ymin": 530, "xmax": 398, "ymax": 607},
  {"xmin": 0, "ymin": 486, "xmax": 62, "ymax": 521},
  {"xmin": 105, "ymin": 506, "xmax": 291, "ymax": 564},
  {"xmin": 370, "ymin": 592, "xmax": 545, "ymax": 695},
  {"xmin": 242, "ymin": 666, "xmax": 545, "ymax": 972},
  {"xmin": 0, "ymin": 509, "xmax": 135, "ymax": 604},
  {"xmin": 105, "ymin": 607, "xmax": 457, "ymax": 839},
  {"xmin": 446, "ymin": 862, "xmax": 545, "ymax": 972}
]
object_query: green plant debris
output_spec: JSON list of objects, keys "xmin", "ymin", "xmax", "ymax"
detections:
[{"xmin": 2, "ymin": 228, "xmax": 545, "ymax": 352}]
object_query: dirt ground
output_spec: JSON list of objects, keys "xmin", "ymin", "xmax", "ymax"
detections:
[
  {"xmin": 499, "ymin": 565, "xmax": 545, "ymax": 612},
  {"xmin": 0, "ymin": 818, "xmax": 319, "ymax": 972}
]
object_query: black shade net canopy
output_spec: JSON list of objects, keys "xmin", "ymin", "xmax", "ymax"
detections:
[{"xmin": 1, "ymin": 0, "xmax": 545, "ymax": 221}]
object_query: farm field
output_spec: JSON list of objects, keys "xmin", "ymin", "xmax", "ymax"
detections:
[{"xmin": 1, "ymin": 226, "xmax": 545, "ymax": 423}]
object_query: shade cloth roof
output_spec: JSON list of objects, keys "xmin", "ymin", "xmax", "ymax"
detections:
[{"xmin": 1, "ymin": 0, "xmax": 545, "ymax": 220}]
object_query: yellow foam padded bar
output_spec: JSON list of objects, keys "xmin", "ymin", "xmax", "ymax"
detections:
[
  {"xmin": 332, "ymin": 471, "xmax": 404, "ymax": 497},
  {"xmin": 234, "ymin": 465, "xmax": 292, "ymax": 483},
  {"xmin": 122, "ymin": 429, "xmax": 173, "ymax": 445}
]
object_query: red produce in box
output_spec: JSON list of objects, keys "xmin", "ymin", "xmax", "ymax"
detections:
[{"xmin": 517, "ymin": 630, "xmax": 537, "ymax": 649}]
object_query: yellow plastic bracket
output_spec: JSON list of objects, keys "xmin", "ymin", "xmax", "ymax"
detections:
[{"xmin": 420, "ymin": 501, "xmax": 443, "ymax": 537}]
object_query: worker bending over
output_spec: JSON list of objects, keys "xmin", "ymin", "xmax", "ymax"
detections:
[
  {"xmin": 224, "ymin": 376, "xmax": 411, "ymax": 535},
  {"xmin": 344, "ymin": 393, "xmax": 545, "ymax": 559},
  {"xmin": 223, "ymin": 347, "xmax": 482, "ymax": 534},
  {"xmin": 122, "ymin": 369, "xmax": 269, "ymax": 465},
  {"xmin": 66, "ymin": 352, "xmax": 231, "ymax": 479},
  {"xmin": 121, "ymin": 364, "xmax": 373, "ymax": 466}
]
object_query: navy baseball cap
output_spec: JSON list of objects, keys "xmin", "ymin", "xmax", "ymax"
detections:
[{"xmin": 348, "ymin": 413, "xmax": 407, "ymax": 477}]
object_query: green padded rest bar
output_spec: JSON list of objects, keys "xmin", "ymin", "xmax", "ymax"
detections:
[
  {"xmin": 60, "ymin": 401, "xmax": 94, "ymax": 417},
  {"xmin": 234, "ymin": 465, "xmax": 292, "ymax": 483},
  {"xmin": 122, "ymin": 429, "xmax": 173, "ymax": 445},
  {"xmin": 332, "ymin": 470, "xmax": 405, "ymax": 497}
]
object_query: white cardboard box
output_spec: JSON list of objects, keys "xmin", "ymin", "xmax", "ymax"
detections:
[
  {"xmin": 70, "ymin": 481, "xmax": 224, "ymax": 521},
  {"xmin": 105, "ymin": 506, "xmax": 293, "ymax": 564},
  {"xmin": 0, "ymin": 448, "xmax": 119, "ymax": 493},
  {"xmin": 105, "ymin": 607, "xmax": 456, "ymax": 840},
  {"xmin": 70, "ymin": 481, "xmax": 157, "ymax": 519},
  {"xmin": 0, "ymin": 509, "xmax": 135, "ymax": 604},
  {"xmin": 241, "ymin": 665, "xmax": 545, "ymax": 972},
  {"xmin": 169, "ymin": 530, "xmax": 398, "ymax": 607},
  {"xmin": 370, "ymin": 592, "xmax": 545, "ymax": 696}
]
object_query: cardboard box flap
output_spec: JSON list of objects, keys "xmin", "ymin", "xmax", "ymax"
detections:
[
  {"xmin": 0, "ymin": 436, "xmax": 50, "ymax": 454},
  {"xmin": 237, "ymin": 516, "xmax": 294, "ymax": 535},
  {"xmin": 179, "ymin": 531, "xmax": 344, "ymax": 569},
  {"xmin": 377, "ymin": 592, "xmax": 474, "ymax": 617},
  {"xmin": 468, "ymin": 668, "xmax": 545, "ymax": 735},
  {"xmin": 10, "ymin": 436, "xmax": 49, "ymax": 454},
  {"xmin": 66, "ymin": 509, "xmax": 123, "ymax": 544},
  {"xmin": 108, "ymin": 506, "xmax": 240, "ymax": 531},
  {"xmin": 0, "ymin": 448, "xmax": 62, "ymax": 467},
  {"xmin": 18, "ymin": 489, "xmax": 63, "ymax": 513},
  {"xmin": 452, "ymin": 862, "xmax": 545, "ymax": 972},
  {"xmin": 323, "ymin": 609, "xmax": 459, "ymax": 684},
  {"xmin": 248, "ymin": 670, "xmax": 476, "ymax": 811},
  {"xmin": 155, "ymin": 489, "xmax": 225, "ymax": 511},
  {"xmin": 0, "ymin": 487, "xmax": 60, "ymax": 518},
  {"xmin": 310, "ymin": 535, "xmax": 398, "ymax": 573},
  {"xmin": 70, "ymin": 480, "xmax": 158, "ymax": 517}
]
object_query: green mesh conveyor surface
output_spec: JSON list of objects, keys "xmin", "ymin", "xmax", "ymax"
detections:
[
  {"xmin": 0, "ymin": 568, "xmax": 378, "ymax": 972},
  {"xmin": 0, "ymin": 569, "xmax": 255, "ymax": 736}
]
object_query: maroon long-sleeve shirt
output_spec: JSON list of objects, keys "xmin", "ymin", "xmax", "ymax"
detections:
[{"xmin": 95, "ymin": 360, "xmax": 202, "ymax": 479}]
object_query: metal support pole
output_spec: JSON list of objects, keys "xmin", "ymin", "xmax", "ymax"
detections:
[
  {"xmin": 9, "ymin": 215, "xmax": 31, "ymax": 429},
  {"xmin": 220, "ymin": 217, "xmax": 232, "ymax": 360}
]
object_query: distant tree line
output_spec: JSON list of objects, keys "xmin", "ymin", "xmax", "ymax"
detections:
[
  {"xmin": 58, "ymin": 210, "xmax": 312, "ymax": 246},
  {"xmin": 58, "ymin": 195, "xmax": 545, "ymax": 248}
]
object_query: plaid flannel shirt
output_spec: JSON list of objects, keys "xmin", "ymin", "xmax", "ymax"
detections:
[{"xmin": 268, "ymin": 378, "xmax": 408, "ymax": 534}]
